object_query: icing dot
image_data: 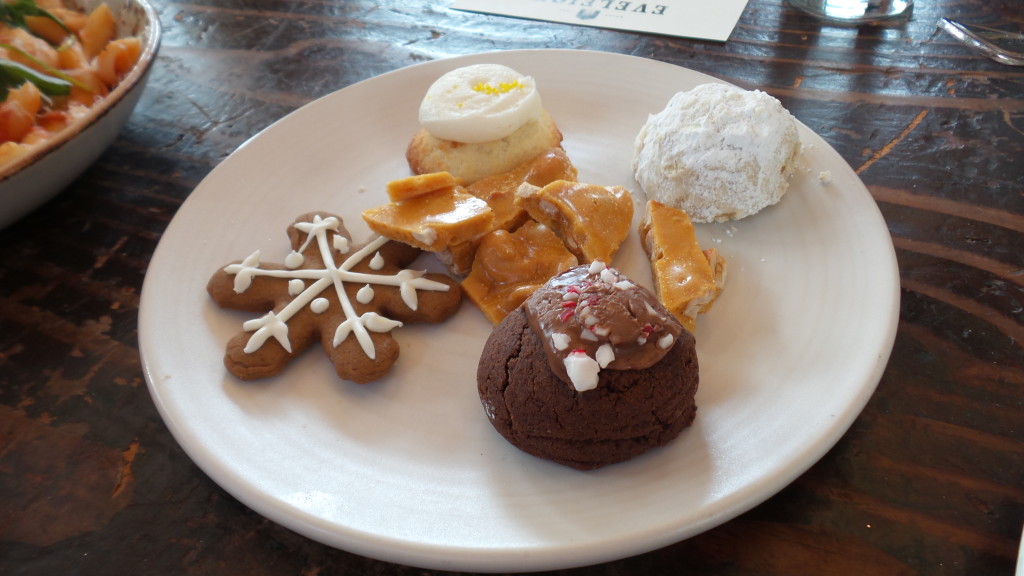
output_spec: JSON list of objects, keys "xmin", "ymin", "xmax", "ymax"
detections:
[
  {"xmin": 369, "ymin": 252, "xmax": 385, "ymax": 270},
  {"xmin": 288, "ymin": 279, "xmax": 304, "ymax": 296},
  {"xmin": 333, "ymin": 235, "xmax": 350, "ymax": 253},
  {"xmin": 357, "ymin": 284, "xmax": 375, "ymax": 304},
  {"xmin": 658, "ymin": 333, "xmax": 675, "ymax": 349},
  {"xmin": 285, "ymin": 251, "xmax": 304, "ymax": 269},
  {"xmin": 311, "ymin": 298, "xmax": 329, "ymax": 314}
]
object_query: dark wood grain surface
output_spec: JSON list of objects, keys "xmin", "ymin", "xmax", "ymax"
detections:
[{"xmin": 2, "ymin": 0, "xmax": 1022, "ymax": 574}]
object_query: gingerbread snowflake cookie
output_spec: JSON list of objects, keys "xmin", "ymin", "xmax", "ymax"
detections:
[{"xmin": 207, "ymin": 212, "xmax": 462, "ymax": 383}]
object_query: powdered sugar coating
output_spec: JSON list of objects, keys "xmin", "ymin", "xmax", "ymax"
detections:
[{"xmin": 632, "ymin": 83, "xmax": 802, "ymax": 223}]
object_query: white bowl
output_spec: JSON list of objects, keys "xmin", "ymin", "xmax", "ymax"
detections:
[{"xmin": 0, "ymin": 0, "xmax": 161, "ymax": 229}]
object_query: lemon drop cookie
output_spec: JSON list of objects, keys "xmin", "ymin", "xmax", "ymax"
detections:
[
  {"xmin": 632, "ymin": 83, "xmax": 802, "ymax": 223},
  {"xmin": 407, "ymin": 64, "xmax": 563, "ymax": 184}
]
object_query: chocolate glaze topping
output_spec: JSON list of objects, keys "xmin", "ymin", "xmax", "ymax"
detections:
[{"xmin": 524, "ymin": 261, "xmax": 683, "ymax": 391}]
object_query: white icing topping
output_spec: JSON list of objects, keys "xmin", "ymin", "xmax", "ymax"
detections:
[
  {"xmin": 223, "ymin": 214, "xmax": 450, "ymax": 361},
  {"xmin": 418, "ymin": 64, "xmax": 542, "ymax": 143},
  {"xmin": 369, "ymin": 252, "xmax": 385, "ymax": 270},
  {"xmin": 563, "ymin": 350, "xmax": 599, "ymax": 392},
  {"xmin": 228, "ymin": 251, "xmax": 262, "ymax": 294},
  {"xmin": 288, "ymin": 279, "xmax": 304, "ymax": 296},
  {"xmin": 284, "ymin": 251, "xmax": 304, "ymax": 269},
  {"xmin": 356, "ymin": 284, "xmax": 374, "ymax": 304},
  {"xmin": 242, "ymin": 312, "xmax": 291, "ymax": 353},
  {"xmin": 333, "ymin": 235, "xmax": 349, "ymax": 253}
]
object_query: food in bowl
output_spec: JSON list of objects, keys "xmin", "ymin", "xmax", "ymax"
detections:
[
  {"xmin": 0, "ymin": 0, "xmax": 140, "ymax": 165},
  {"xmin": 0, "ymin": 0, "xmax": 160, "ymax": 229}
]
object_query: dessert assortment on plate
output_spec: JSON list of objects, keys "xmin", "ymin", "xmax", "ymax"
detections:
[{"xmin": 206, "ymin": 63, "xmax": 803, "ymax": 469}]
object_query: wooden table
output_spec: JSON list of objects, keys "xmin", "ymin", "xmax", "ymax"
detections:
[{"xmin": 2, "ymin": 0, "xmax": 1021, "ymax": 573}]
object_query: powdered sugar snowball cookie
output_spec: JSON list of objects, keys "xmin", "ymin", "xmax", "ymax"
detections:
[{"xmin": 632, "ymin": 83, "xmax": 802, "ymax": 223}]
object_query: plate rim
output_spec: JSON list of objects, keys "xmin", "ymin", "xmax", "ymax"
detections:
[{"xmin": 140, "ymin": 48, "xmax": 901, "ymax": 572}]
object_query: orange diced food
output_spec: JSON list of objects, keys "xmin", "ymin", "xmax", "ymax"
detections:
[
  {"xmin": 96, "ymin": 37, "xmax": 142, "ymax": 87},
  {"xmin": 0, "ymin": 27, "xmax": 59, "ymax": 69},
  {"xmin": 49, "ymin": 7, "xmax": 88, "ymax": 32},
  {"xmin": 24, "ymin": 15, "xmax": 69, "ymax": 45},
  {"xmin": 79, "ymin": 2, "xmax": 116, "ymax": 58},
  {"xmin": 0, "ymin": 83, "xmax": 43, "ymax": 143}
]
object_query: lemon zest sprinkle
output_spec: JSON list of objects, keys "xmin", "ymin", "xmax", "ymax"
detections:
[{"xmin": 471, "ymin": 80, "xmax": 524, "ymax": 95}]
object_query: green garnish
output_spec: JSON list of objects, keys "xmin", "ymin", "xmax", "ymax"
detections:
[
  {"xmin": 0, "ymin": 43, "xmax": 91, "ymax": 92},
  {"xmin": 0, "ymin": 58, "xmax": 71, "ymax": 96},
  {"xmin": 0, "ymin": 0, "xmax": 72, "ymax": 41}
]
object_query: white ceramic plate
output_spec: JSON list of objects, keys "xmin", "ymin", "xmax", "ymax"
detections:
[{"xmin": 140, "ymin": 50, "xmax": 899, "ymax": 572}]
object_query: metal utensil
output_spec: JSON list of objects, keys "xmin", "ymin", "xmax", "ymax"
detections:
[{"xmin": 938, "ymin": 17, "xmax": 1024, "ymax": 66}]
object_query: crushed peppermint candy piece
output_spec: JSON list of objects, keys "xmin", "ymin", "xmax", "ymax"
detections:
[
  {"xmin": 596, "ymin": 343, "xmax": 615, "ymax": 368},
  {"xmin": 564, "ymin": 350, "xmax": 600, "ymax": 391},
  {"xmin": 658, "ymin": 333, "xmax": 675, "ymax": 349},
  {"xmin": 551, "ymin": 332, "xmax": 571, "ymax": 350},
  {"xmin": 524, "ymin": 263, "xmax": 684, "ymax": 393}
]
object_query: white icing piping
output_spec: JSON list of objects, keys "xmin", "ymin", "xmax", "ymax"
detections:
[{"xmin": 224, "ymin": 214, "xmax": 450, "ymax": 361}]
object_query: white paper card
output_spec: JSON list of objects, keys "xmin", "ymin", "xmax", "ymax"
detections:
[{"xmin": 451, "ymin": 0, "xmax": 749, "ymax": 42}]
